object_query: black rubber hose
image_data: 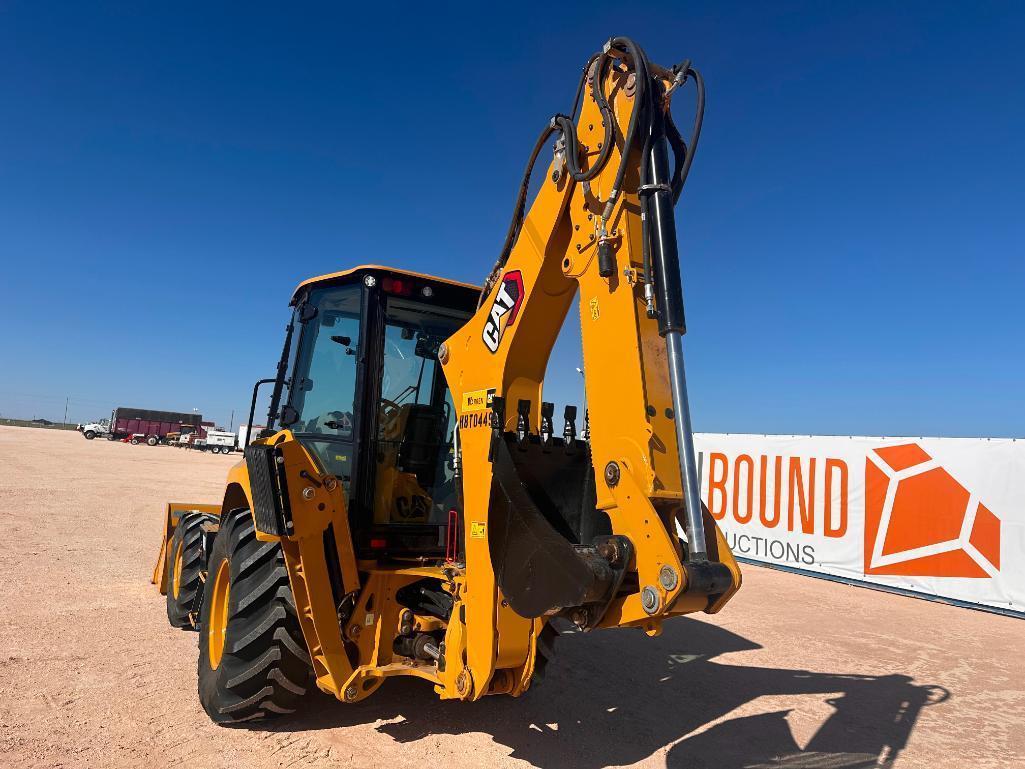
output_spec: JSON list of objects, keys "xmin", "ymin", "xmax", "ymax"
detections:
[
  {"xmin": 637, "ymin": 98, "xmax": 656, "ymax": 283},
  {"xmin": 482, "ymin": 48, "xmax": 615, "ymax": 303},
  {"xmin": 483, "ymin": 41, "xmax": 695, "ymax": 304},
  {"xmin": 597, "ymin": 36, "xmax": 651, "ymax": 218},
  {"xmin": 570, "ymin": 52, "xmax": 601, "ymax": 120},
  {"xmin": 665, "ymin": 108, "xmax": 688, "ymax": 204},
  {"xmin": 556, "ymin": 113, "xmax": 612, "ymax": 183},
  {"xmin": 670, "ymin": 66, "xmax": 704, "ymax": 204},
  {"xmin": 480, "ymin": 120, "xmax": 559, "ymax": 306},
  {"xmin": 558, "ymin": 52, "xmax": 615, "ymax": 183}
]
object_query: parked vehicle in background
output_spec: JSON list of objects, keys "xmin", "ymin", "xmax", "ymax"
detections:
[
  {"xmin": 200, "ymin": 430, "xmax": 236, "ymax": 454},
  {"xmin": 236, "ymin": 424, "xmax": 266, "ymax": 450},
  {"xmin": 166, "ymin": 426, "xmax": 200, "ymax": 447},
  {"xmin": 78, "ymin": 420, "xmax": 111, "ymax": 440},
  {"xmin": 107, "ymin": 407, "xmax": 205, "ymax": 446},
  {"xmin": 171, "ymin": 427, "xmax": 236, "ymax": 454}
]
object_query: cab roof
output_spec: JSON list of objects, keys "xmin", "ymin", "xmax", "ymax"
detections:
[{"xmin": 290, "ymin": 264, "xmax": 480, "ymax": 304}]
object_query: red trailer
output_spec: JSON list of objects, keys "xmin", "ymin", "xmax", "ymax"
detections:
[{"xmin": 108, "ymin": 407, "xmax": 206, "ymax": 446}]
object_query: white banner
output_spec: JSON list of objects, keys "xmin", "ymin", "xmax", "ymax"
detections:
[{"xmin": 692, "ymin": 433, "xmax": 1025, "ymax": 615}]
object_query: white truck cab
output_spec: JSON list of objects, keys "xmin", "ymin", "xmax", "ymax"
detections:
[{"xmin": 79, "ymin": 422, "xmax": 110, "ymax": 440}]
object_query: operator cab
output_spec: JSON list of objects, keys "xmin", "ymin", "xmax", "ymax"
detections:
[{"xmin": 279, "ymin": 265, "xmax": 479, "ymax": 557}]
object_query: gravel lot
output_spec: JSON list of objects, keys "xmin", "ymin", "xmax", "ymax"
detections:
[{"xmin": 1, "ymin": 425, "xmax": 1022, "ymax": 768}]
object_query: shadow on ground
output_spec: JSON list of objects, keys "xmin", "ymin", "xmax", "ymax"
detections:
[{"xmin": 258, "ymin": 618, "xmax": 948, "ymax": 768}]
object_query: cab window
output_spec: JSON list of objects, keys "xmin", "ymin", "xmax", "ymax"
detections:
[
  {"xmin": 372, "ymin": 297, "xmax": 470, "ymax": 528},
  {"xmin": 288, "ymin": 285, "xmax": 361, "ymax": 484}
]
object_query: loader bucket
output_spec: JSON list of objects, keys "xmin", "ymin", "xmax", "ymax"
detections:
[{"xmin": 152, "ymin": 502, "xmax": 221, "ymax": 594}]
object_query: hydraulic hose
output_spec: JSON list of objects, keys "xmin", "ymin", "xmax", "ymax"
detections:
[
  {"xmin": 665, "ymin": 109, "xmax": 688, "ymax": 204},
  {"xmin": 480, "ymin": 120, "xmax": 558, "ymax": 306},
  {"xmin": 569, "ymin": 53, "xmax": 600, "ymax": 120},
  {"xmin": 482, "ymin": 40, "xmax": 643, "ymax": 300},
  {"xmin": 556, "ymin": 52, "xmax": 614, "ymax": 184},
  {"xmin": 667, "ymin": 65, "xmax": 704, "ymax": 204},
  {"xmin": 597, "ymin": 37, "xmax": 652, "ymax": 223},
  {"xmin": 482, "ymin": 42, "xmax": 705, "ymax": 304}
]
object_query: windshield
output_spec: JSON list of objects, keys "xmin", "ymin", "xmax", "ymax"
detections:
[
  {"xmin": 372, "ymin": 297, "xmax": 471, "ymax": 527},
  {"xmin": 288, "ymin": 285, "xmax": 361, "ymax": 483}
]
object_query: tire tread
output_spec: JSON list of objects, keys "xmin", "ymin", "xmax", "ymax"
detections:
[
  {"xmin": 197, "ymin": 509, "xmax": 311, "ymax": 724},
  {"xmin": 165, "ymin": 512, "xmax": 216, "ymax": 629}
]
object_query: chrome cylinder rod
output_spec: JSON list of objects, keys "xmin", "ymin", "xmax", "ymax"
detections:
[{"xmin": 665, "ymin": 331, "xmax": 708, "ymax": 560}]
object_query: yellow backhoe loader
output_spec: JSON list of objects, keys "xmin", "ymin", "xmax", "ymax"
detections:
[{"xmin": 153, "ymin": 36, "xmax": 741, "ymax": 723}]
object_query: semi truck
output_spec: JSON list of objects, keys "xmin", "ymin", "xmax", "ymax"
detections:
[{"xmin": 101, "ymin": 407, "xmax": 206, "ymax": 446}]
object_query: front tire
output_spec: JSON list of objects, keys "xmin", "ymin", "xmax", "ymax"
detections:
[
  {"xmin": 84, "ymin": 430, "xmax": 96, "ymax": 440},
  {"xmin": 198, "ymin": 509, "xmax": 311, "ymax": 724},
  {"xmin": 166, "ymin": 512, "xmax": 216, "ymax": 628}
]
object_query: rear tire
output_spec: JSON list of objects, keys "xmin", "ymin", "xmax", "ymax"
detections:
[
  {"xmin": 166, "ymin": 512, "xmax": 217, "ymax": 629},
  {"xmin": 198, "ymin": 509, "xmax": 311, "ymax": 724},
  {"xmin": 147, "ymin": 435, "xmax": 158, "ymax": 446}
]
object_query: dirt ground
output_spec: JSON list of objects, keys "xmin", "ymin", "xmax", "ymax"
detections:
[{"xmin": 1, "ymin": 426, "xmax": 1023, "ymax": 769}]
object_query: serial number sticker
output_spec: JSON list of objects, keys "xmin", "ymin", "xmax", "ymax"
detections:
[
  {"xmin": 470, "ymin": 522, "xmax": 486, "ymax": 539},
  {"xmin": 461, "ymin": 388, "xmax": 496, "ymax": 413},
  {"xmin": 589, "ymin": 296, "xmax": 600, "ymax": 321},
  {"xmin": 364, "ymin": 613, "xmax": 374, "ymax": 626},
  {"xmin": 335, "ymin": 455, "xmax": 348, "ymax": 462}
]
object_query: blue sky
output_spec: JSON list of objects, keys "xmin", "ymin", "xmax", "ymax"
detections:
[{"xmin": 1, "ymin": 1, "xmax": 1022, "ymax": 436}]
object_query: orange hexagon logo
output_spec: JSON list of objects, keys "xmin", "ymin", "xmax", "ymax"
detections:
[{"xmin": 864, "ymin": 443, "xmax": 1000, "ymax": 578}]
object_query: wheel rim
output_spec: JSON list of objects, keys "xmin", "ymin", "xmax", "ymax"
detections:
[
  {"xmin": 172, "ymin": 540, "xmax": 185, "ymax": 599},
  {"xmin": 207, "ymin": 559, "xmax": 231, "ymax": 670}
]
